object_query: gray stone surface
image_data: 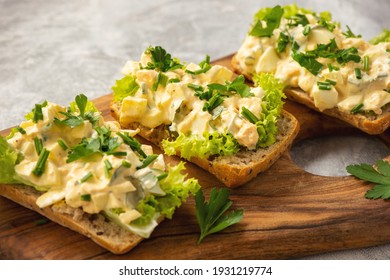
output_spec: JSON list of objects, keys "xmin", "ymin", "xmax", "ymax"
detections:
[{"xmin": 0, "ymin": 0, "xmax": 389, "ymax": 259}]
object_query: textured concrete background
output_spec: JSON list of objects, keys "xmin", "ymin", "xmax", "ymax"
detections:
[{"xmin": 0, "ymin": 0, "xmax": 390, "ymax": 259}]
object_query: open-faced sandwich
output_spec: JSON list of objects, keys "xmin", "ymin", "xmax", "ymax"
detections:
[
  {"xmin": 232, "ymin": 4, "xmax": 390, "ymax": 134},
  {"xmin": 0, "ymin": 94, "xmax": 200, "ymax": 254},
  {"xmin": 110, "ymin": 46, "xmax": 299, "ymax": 187}
]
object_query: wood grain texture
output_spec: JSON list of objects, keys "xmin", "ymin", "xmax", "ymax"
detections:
[{"xmin": 1, "ymin": 55, "xmax": 389, "ymax": 260}]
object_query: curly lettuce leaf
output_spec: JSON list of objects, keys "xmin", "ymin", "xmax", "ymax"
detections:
[
  {"xmin": 131, "ymin": 162, "xmax": 201, "ymax": 226},
  {"xmin": 0, "ymin": 136, "xmax": 19, "ymax": 184},
  {"xmin": 112, "ymin": 75, "xmax": 140, "ymax": 102},
  {"xmin": 162, "ymin": 131, "xmax": 240, "ymax": 160},
  {"xmin": 253, "ymin": 73, "xmax": 286, "ymax": 148},
  {"xmin": 370, "ymin": 29, "xmax": 390, "ymax": 44}
]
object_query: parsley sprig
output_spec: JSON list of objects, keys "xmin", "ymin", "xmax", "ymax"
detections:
[
  {"xmin": 67, "ymin": 126, "xmax": 122, "ymax": 163},
  {"xmin": 196, "ymin": 187, "xmax": 243, "ymax": 244},
  {"xmin": 249, "ymin": 5, "xmax": 284, "ymax": 37},
  {"xmin": 347, "ymin": 160, "xmax": 390, "ymax": 199},
  {"xmin": 54, "ymin": 94, "xmax": 100, "ymax": 127},
  {"xmin": 143, "ymin": 46, "xmax": 183, "ymax": 72}
]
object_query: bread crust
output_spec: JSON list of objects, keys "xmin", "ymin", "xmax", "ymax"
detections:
[
  {"xmin": 0, "ymin": 183, "xmax": 143, "ymax": 254},
  {"xmin": 231, "ymin": 54, "xmax": 390, "ymax": 135},
  {"xmin": 111, "ymin": 100, "xmax": 300, "ymax": 187}
]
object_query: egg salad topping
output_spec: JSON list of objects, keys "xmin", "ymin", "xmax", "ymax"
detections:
[
  {"xmin": 236, "ymin": 4, "xmax": 390, "ymax": 114},
  {"xmin": 1, "ymin": 94, "xmax": 200, "ymax": 237},
  {"xmin": 113, "ymin": 46, "xmax": 286, "ymax": 160}
]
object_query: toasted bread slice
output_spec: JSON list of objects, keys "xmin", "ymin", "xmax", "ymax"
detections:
[
  {"xmin": 232, "ymin": 54, "xmax": 390, "ymax": 135},
  {"xmin": 0, "ymin": 183, "xmax": 144, "ymax": 254},
  {"xmin": 111, "ymin": 101, "xmax": 299, "ymax": 187}
]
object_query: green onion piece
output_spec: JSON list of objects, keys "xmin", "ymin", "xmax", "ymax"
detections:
[
  {"xmin": 117, "ymin": 132, "xmax": 147, "ymax": 158},
  {"xmin": 106, "ymin": 151, "xmax": 127, "ymax": 157},
  {"xmin": 317, "ymin": 81, "xmax": 332, "ymax": 90},
  {"xmin": 241, "ymin": 107, "xmax": 259, "ymax": 124},
  {"xmin": 325, "ymin": 79, "xmax": 337, "ymax": 85},
  {"xmin": 17, "ymin": 126, "xmax": 26, "ymax": 134},
  {"xmin": 168, "ymin": 78, "xmax": 180, "ymax": 83},
  {"xmin": 327, "ymin": 63, "xmax": 340, "ymax": 72},
  {"xmin": 351, "ymin": 103, "xmax": 364, "ymax": 114},
  {"xmin": 387, "ymin": 49, "xmax": 390, "ymax": 53},
  {"xmin": 122, "ymin": 160, "xmax": 131, "ymax": 168},
  {"xmin": 152, "ymin": 72, "xmax": 168, "ymax": 91},
  {"xmin": 32, "ymin": 148, "xmax": 50, "ymax": 177},
  {"xmin": 355, "ymin": 68, "xmax": 362, "ymax": 79},
  {"xmin": 363, "ymin": 56, "xmax": 369, "ymax": 71},
  {"xmin": 157, "ymin": 173, "xmax": 168, "ymax": 181},
  {"xmin": 57, "ymin": 139, "xmax": 68, "ymax": 150},
  {"xmin": 33, "ymin": 104, "xmax": 44, "ymax": 123},
  {"xmin": 137, "ymin": 154, "xmax": 158, "ymax": 170},
  {"xmin": 104, "ymin": 159, "xmax": 113, "ymax": 178},
  {"xmin": 80, "ymin": 172, "xmax": 93, "ymax": 183},
  {"xmin": 34, "ymin": 137, "xmax": 43, "ymax": 156},
  {"xmin": 303, "ymin": 25, "xmax": 311, "ymax": 36},
  {"xmin": 80, "ymin": 194, "xmax": 91, "ymax": 201},
  {"xmin": 187, "ymin": 83, "xmax": 204, "ymax": 91}
]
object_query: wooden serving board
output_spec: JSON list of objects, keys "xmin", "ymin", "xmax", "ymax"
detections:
[{"xmin": 1, "ymin": 55, "xmax": 390, "ymax": 260}]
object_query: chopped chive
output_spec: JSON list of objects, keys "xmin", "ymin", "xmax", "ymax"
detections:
[
  {"xmin": 168, "ymin": 78, "xmax": 180, "ymax": 83},
  {"xmin": 80, "ymin": 171, "xmax": 93, "ymax": 183},
  {"xmin": 187, "ymin": 83, "xmax": 204, "ymax": 91},
  {"xmin": 325, "ymin": 79, "xmax": 337, "ymax": 85},
  {"xmin": 157, "ymin": 173, "xmax": 168, "ymax": 181},
  {"xmin": 117, "ymin": 132, "xmax": 147, "ymax": 158},
  {"xmin": 327, "ymin": 63, "xmax": 340, "ymax": 72},
  {"xmin": 351, "ymin": 103, "xmax": 364, "ymax": 114},
  {"xmin": 384, "ymin": 89, "xmax": 390, "ymax": 93},
  {"xmin": 152, "ymin": 72, "xmax": 168, "ymax": 91},
  {"xmin": 32, "ymin": 148, "xmax": 50, "ymax": 177},
  {"xmin": 34, "ymin": 137, "xmax": 43, "ymax": 156},
  {"xmin": 106, "ymin": 151, "xmax": 127, "ymax": 157},
  {"xmin": 57, "ymin": 139, "xmax": 68, "ymax": 150},
  {"xmin": 386, "ymin": 49, "xmax": 390, "ymax": 53},
  {"xmin": 303, "ymin": 25, "xmax": 311, "ymax": 36},
  {"xmin": 355, "ymin": 68, "xmax": 362, "ymax": 79},
  {"xmin": 33, "ymin": 104, "xmax": 44, "ymax": 123},
  {"xmin": 317, "ymin": 81, "xmax": 332, "ymax": 90},
  {"xmin": 122, "ymin": 160, "xmax": 131, "ymax": 168},
  {"xmin": 80, "ymin": 194, "xmax": 91, "ymax": 201},
  {"xmin": 137, "ymin": 154, "xmax": 158, "ymax": 170},
  {"xmin": 241, "ymin": 107, "xmax": 259, "ymax": 124},
  {"xmin": 363, "ymin": 56, "xmax": 369, "ymax": 71},
  {"xmin": 16, "ymin": 126, "xmax": 26, "ymax": 134},
  {"xmin": 104, "ymin": 159, "xmax": 113, "ymax": 178}
]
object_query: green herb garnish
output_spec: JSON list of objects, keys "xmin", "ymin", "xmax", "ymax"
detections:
[
  {"xmin": 80, "ymin": 194, "xmax": 92, "ymax": 201},
  {"xmin": 104, "ymin": 159, "xmax": 113, "ymax": 178},
  {"xmin": 241, "ymin": 107, "xmax": 259, "ymax": 124},
  {"xmin": 351, "ymin": 103, "xmax": 364, "ymax": 114},
  {"xmin": 347, "ymin": 160, "xmax": 390, "ymax": 199},
  {"xmin": 303, "ymin": 25, "xmax": 311, "ymax": 36},
  {"xmin": 168, "ymin": 78, "xmax": 180, "ymax": 83},
  {"xmin": 117, "ymin": 132, "xmax": 147, "ymax": 158},
  {"xmin": 32, "ymin": 148, "xmax": 50, "ymax": 177},
  {"xmin": 276, "ymin": 32, "xmax": 290, "ymax": 53},
  {"xmin": 57, "ymin": 139, "xmax": 68, "ymax": 151},
  {"xmin": 80, "ymin": 172, "xmax": 93, "ymax": 183},
  {"xmin": 288, "ymin": 14, "xmax": 309, "ymax": 27},
  {"xmin": 327, "ymin": 63, "xmax": 340, "ymax": 72},
  {"xmin": 317, "ymin": 81, "xmax": 332, "ymax": 91},
  {"xmin": 342, "ymin": 25, "xmax": 361, "ymax": 38},
  {"xmin": 249, "ymin": 5, "xmax": 283, "ymax": 37},
  {"xmin": 363, "ymin": 56, "xmax": 369, "ymax": 71},
  {"xmin": 186, "ymin": 55, "xmax": 211, "ymax": 75},
  {"xmin": 195, "ymin": 187, "xmax": 243, "ymax": 244},
  {"xmin": 137, "ymin": 154, "xmax": 158, "ymax": 170},
  {"xmin": 291, "ymin": 51, "xmax": 323, "ymax": 76},
  {"xmin": 122, "ymin": 160, "xmax": 131, "ymax": 168},
  {"xmin": 144, "ymin": 46, "xmax": 183, "ymax": 72},
  {"xmin": 152, "ymin": 72, "xmax": 168, "ymax": 91},
  {"xmin": 355, "ymin": 68, "xmax": 362, "ymax": 79},
  {"xmin": 33, "ymin": 137, "xmax": 43, "ymax": 156},
  {"xmin": 33, "ymin": 104, "xmax": 44, "ymax": 123},
  {"xmin": 157, "ymin": 173, "xmax": 168, "ymax": 181}
]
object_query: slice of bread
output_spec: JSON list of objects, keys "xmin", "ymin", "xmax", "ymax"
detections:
[
  {"xmin": 0, "ymin": 183, "xmax": 144, "ymax": 254},
  {"xmin": 232, "ymin": 54, "xmax": 390, "ymax": 135},
  {"xmin": 111, "ymin": 101, "xmax": 300, "ymax": 187}
]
